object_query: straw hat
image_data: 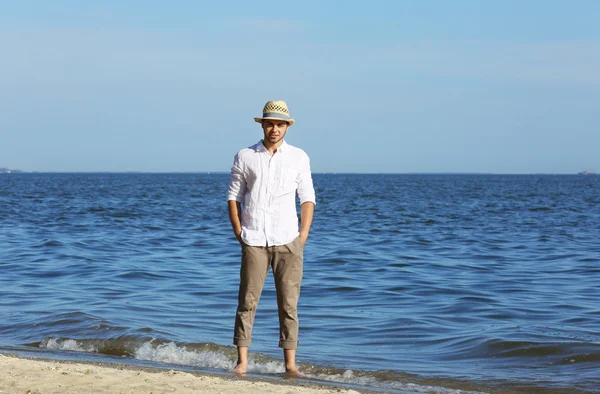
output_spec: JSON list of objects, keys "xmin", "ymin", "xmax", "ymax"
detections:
[{"xmin": 254, "ymin": 100, "xmax": 295, "ymax": 125}]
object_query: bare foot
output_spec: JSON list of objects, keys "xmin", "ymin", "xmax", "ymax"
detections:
[
  {"xmin": 232, "ymin": 347, "xmax": 249, "ymax": 375},
  {"xmin": 284, "ymin": 366, "xmax": 306, "ymax": 378},
  {"xmin": 232, "ymin": 363, "xmax": 248, "ymax": 375}
]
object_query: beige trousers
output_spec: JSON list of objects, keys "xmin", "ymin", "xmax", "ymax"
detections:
[{"xmin": 233, "ymin": 237, "xmax": 304, "ymax": 350}]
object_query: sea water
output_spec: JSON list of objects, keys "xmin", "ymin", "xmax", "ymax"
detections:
[{"xmin": 1, "ymin": 173, "xmax": 599, "ymax": 393}]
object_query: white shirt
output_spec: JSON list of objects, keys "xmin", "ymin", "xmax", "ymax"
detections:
[{"xmin": 227, "ymin": 140, "xmax": 316, "ymax": 247}]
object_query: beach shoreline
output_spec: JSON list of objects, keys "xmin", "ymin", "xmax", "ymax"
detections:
[{"xmin": 0, "ymin": 352, "xmax": 385, "ymax": 394}]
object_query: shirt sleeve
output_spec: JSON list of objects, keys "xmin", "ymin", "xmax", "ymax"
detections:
[
  {"xmin": 297, "ymin": 153, "xmax": 316, "ymax": 205},
  {"xmin": 227, "ymin": 153, "xmax": 246, "ymax": 203}
]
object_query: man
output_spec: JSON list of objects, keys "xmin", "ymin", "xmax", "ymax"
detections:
[{"xmin": 227, "ymin": 100, "xmax": 316, "ymax": 375}]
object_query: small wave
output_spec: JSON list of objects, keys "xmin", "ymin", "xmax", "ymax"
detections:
[
  {"xmin": 32, "ymin": 240, "xmax": 64, "ymax": 248},
  {"xmin": 40, "ymin": 337, "xmax": 98, "ymax": 353},
  {"xmin": 529, "ymin": 207, "xmax": 552, "ymax": 212},
  {"xmin": 479, "ymin": 338, "xmax": 600, "ymax": 364},
  {"xmin": 578, "ymin": 257, "xmax": 600, "ymax": 262},
  {"xmin": 35, "ymin": 337, "xmax": 486, "ymax": 393},
  {"xmin": 308, "ymin": 370, "xmax": 378, "ymax": 388},
  {"xmin": 134, "ymin": 341, "xmax": 236, "ymax": 370},
  {"xmin": 306, "ymin": 370, "xmax": 487, "ymax": 394},
  {"xmin": 117, "ymin": 271, "xmax": 167, "ymax": 280}
]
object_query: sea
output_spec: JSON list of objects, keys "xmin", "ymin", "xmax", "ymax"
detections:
[{"xmin": 1, "ymin": 173, "xmax": 599, "ymax": 394}]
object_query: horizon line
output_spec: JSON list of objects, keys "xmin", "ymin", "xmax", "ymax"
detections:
[{"xmin": 2, "ymin": 170, "xmax": 595, "ymax": 176}]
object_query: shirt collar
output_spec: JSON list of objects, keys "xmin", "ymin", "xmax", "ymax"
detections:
[{"xmin": 255, "ymin": 139, "xmax": 288, "ymax": 153}]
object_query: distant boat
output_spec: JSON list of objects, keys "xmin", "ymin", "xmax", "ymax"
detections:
[{"xmin": 578, "ymin": 170, "xmax": 597, "ymax": 175}]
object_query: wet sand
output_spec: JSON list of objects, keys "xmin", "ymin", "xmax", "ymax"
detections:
[{"xmin": 0, "ymin": 353, "xmax": 365, "ymax": 394}]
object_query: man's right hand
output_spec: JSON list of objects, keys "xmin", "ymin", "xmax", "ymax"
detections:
[
  {"xmin": 235, "ymin": 231, "xmax": 244, "ymax": 246},
  {"xmin": 228, "ymin": 200, "xmax": 244, "ymax": 246}
]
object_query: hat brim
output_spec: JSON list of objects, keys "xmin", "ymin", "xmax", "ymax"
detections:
[{"xmin": 254, "ymin": 117, "xmax": 295, "ymax": 125}]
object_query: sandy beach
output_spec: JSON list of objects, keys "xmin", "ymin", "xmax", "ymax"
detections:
[{"xmin": 0, "ymin": 353, "xmax": 363, "ymax": 394}]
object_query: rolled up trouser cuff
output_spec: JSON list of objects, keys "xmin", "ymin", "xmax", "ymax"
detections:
[
  {"xmin": 279, "ymin": 339, "xmax": 298, "ymax": 350},
  {"xmin": 234, "ymin": 338, "xmax": 252, "ymax": 347}
]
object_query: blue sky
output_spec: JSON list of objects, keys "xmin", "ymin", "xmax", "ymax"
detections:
[{"xmin": 1, "ymin": 1, "xmax": 599, "ymax": 173}]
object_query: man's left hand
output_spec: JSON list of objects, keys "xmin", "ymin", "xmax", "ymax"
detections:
[{"xmin": 299, "ymin": 231, "xmax": 309, "ymax": 247}]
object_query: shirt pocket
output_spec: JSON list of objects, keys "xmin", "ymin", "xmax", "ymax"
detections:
[{"xmin": 277, "ymin": 167, "xmax": 298, "ymax": 196}]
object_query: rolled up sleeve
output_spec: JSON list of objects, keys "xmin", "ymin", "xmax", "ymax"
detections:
[
  {"xmin": 227, "ymin": 153, "xmax": 246, "ymax": 203},
  {"xmin": 297, "ymin": 154, "xmax": 316, "ymax": 205}
]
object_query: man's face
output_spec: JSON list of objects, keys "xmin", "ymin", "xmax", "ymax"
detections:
[{"xmin": 262, "ymin": 119, "xmax": 290, "ymax": 145}]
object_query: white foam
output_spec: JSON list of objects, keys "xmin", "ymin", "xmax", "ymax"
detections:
[
  {"xmin": 134, "ymin": 341, "xmax": 235, "ymax": 370},
  {"xmin": 133, "ymin": 341, "xmax": 287, "ymax": 373},
  {"xmin": 37, "ymin": 338, "xmax": 486, "ymax": 393},
  {"xmin": 40, "ymin": 338, "xmax": 98, "ymax": 353},
  {"xmin": 247, "ymin": 359, "xmax": 286, "ymax": 374},
  {"xmin": 38, "ymin": 338, "xmax": 283, "ymax": 374},
  {"xmin": 307, "ymin": 370, "xmax": 487, "ymax": 394},
  {"xmin": 308, "ymin": 370, "xmax": 378, "ymax": 387}
]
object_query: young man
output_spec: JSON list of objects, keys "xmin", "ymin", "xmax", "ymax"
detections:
[{"xmin": 227, "ymin": 100, "xmax": 316, "ymax": 375}]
